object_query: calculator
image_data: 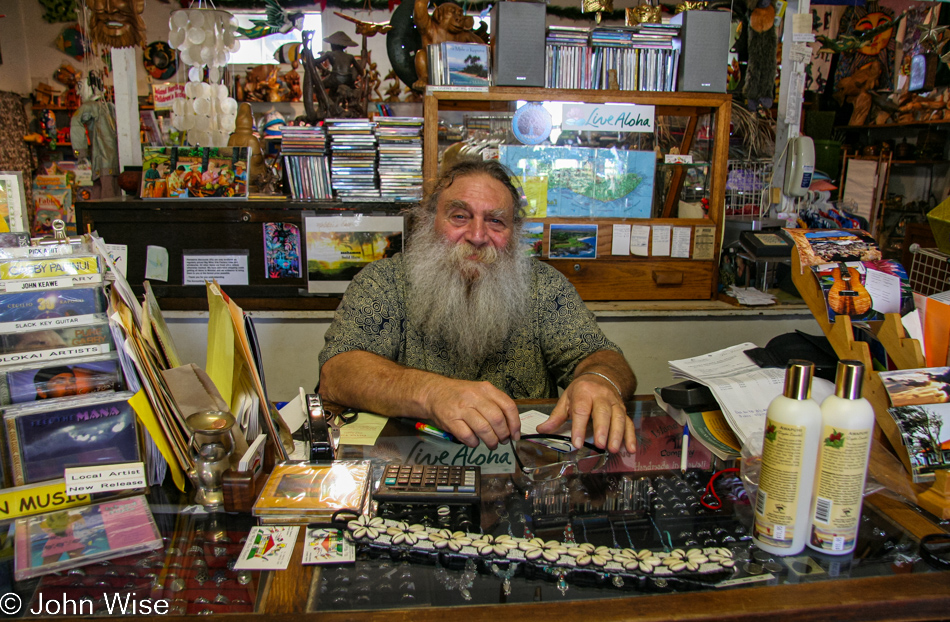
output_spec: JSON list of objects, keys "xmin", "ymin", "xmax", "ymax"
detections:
[{"xmin": 375, "ymin": 464, "xmax": 481, "ymax": 504}]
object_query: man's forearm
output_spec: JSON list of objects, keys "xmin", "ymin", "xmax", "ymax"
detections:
[
  {"xmin": 319, "ymin": 350, "xmax": 441, "ymax": 420},
  {"xmin": 573, "ymin": 350, "xmax": 638, "ymax": 399}
]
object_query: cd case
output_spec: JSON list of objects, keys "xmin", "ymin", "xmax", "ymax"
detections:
[
  {"xmin": 252, "ymin": 461, "xmax": 371, "ymax": 517},
  {"xmin": 4, "ymin": 391, "xmax": 139, "ymax": 485},
  {"xmin": 0, "ymin": 320, "xmax": 113, "ymax": 366},
  {"xmin": 0, "ymin": 353, "xmax": 125, "ymax": 405},
  {"xmin": 14, "ymin": 495, "xmax": 162, "ymax": 580},
  {"xmin": 0, "ymin": 286, "xmax": 106, "ymax": 333}
]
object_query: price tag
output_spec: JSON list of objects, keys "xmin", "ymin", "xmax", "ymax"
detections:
[{"xmin": 664, "ymin": 154, "xmax": 693, "ymax": 164}]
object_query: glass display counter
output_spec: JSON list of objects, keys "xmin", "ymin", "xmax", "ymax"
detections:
[{"xmin": 3, "ymin": 400, "xmax": 948, "ymax": 619}]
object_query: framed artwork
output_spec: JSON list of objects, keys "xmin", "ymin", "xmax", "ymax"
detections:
[
  {"xmin": 0, "ymin": 172, "xmax": 29, "ymax": 233},
  {"xmin": 141, "ymin": 146, "xmax": 249, "ymax": 199},
  {"xmin": 304, "ymin": 215, "xmax": 403, "ymax": 294}
]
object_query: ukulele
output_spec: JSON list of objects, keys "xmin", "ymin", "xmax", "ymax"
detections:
[{"xmin": 827, "ymin": 263, "xmax": 872, "ymax": 316}]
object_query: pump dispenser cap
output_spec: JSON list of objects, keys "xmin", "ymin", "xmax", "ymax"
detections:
[
  {"xmin": 834, "ymin": 360, "xmax": 865, "ymax": 400},
  {"xmin": 783, "ymin": 359, "xmax": 815, "ymax": 400}
]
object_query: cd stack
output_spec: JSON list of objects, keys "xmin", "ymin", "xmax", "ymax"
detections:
[
  {"xmin": 281, "ymin": 124, "xmax": 331, "ymax": 200},
  {"xmin": 327, "ymin": 118, "xmax": 380, "ymax": 200},
  {"xmin": 0, "ymin": 248, "xmax": 136, "ymax": 488},
  {"xmin": 375, "ymin": 117, "xmax": 424, "ymax": 202}
]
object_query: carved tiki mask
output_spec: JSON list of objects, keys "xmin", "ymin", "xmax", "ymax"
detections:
[{"xmin": 85, "ymin": 0, "xmax": 147, "ymax": 49}]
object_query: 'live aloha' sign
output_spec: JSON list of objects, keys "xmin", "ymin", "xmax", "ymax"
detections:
[{"xmin": 562, "ymin": 103, "xmax": 655, "ymax": 133}]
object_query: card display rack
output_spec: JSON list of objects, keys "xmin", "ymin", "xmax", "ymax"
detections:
[{"xmin": 791, "ymin": 249, "xmax": 950, "ymax": 519}]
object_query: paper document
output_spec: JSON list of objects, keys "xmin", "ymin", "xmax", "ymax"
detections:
[
  {"xmin": 669, "ymin": 343, "xmax": 833, "ymax": 454},
  {"xmin": 339, "ymin": 412, "xmax": 389, "ymax": 446}
]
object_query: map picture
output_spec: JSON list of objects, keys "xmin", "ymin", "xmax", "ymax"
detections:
[{"xmin": 500, "ymin": 145, "xmax": 655, "ymax": 218}]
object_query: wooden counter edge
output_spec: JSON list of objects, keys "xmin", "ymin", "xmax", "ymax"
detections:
[{"xmin": 103, "ymin": 571, "xmax": 950, "ymax": 622}]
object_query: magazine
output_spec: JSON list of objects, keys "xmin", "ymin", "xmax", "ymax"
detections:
[{"xmin": 14, "ymin": 495, "xmax": 162, "ymax": 580}]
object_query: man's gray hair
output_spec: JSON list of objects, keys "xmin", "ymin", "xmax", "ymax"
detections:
[{"xmin": 416, "ymin": 159, "xmax": 526, "ymax": 226}]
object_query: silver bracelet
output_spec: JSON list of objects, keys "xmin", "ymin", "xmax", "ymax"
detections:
[{"xmin": 577, "ymin": 371, "xmax": 623, "ymax": 399}]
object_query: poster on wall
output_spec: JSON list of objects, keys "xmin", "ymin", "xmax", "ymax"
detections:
[
  {"xmin": 304, "ymin": 215, "xmax": 403, "ymax": 294},
  {"xmin": 264, "ymin": 223, "xmax": 302, "ymax": 279}
]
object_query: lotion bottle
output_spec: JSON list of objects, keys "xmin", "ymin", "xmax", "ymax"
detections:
[
  {"xmin": 807, "ymin": 360, "xmax": 874, "ymax": 555},
  {"xmin": 753, "ymin": 360, "xmax": 823, "ymax": 556}
]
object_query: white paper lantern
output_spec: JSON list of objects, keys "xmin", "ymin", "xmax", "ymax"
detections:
[{"xmin": 167, "ymin": 7, "xmax": 238, "ymax": 147}]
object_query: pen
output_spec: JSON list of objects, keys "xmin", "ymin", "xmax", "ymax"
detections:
[
  {"xmin": 415, "ymin": 422, "xmax": 459, "ymax": 443},
  {"xmin": 681, "ymin": 423, "xmax": 690, "ymax": 473}
]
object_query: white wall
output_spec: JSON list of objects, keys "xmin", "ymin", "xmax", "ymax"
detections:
[{"xmin": 164, "ymin": 312, "xmax": 822, "ymax": 404}]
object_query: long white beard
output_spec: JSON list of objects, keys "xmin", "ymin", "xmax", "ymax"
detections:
[{"xmin": 405, "ymin": 218, "xmax": 531, "ymax": 364}]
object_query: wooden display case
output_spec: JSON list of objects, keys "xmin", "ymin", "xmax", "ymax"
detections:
[{"xmin": 423, "ymin": 88, "xmax": 731, "ymax": 301}]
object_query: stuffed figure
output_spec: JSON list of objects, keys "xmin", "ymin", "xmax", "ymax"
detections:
[{"xmin": 744, "ymin": 0, "xmax": 777, "ymax": 112}]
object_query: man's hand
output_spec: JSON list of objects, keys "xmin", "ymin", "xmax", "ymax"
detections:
[
  {"xmin": 537, "ymin": 374, "xmax": 635, "ymax": 453},
  {"xmin": 421, "ymin": 379, "xmax": 521, "ymax": 450}
]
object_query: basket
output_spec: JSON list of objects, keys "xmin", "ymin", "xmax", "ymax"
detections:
[{"xmin": 926, "ymin": 196, "xmax": 950, "ymax": 255}]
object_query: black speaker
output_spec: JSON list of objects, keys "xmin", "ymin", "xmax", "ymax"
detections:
[
  {"xmin": 671, "ymin": 10, "xmax": 731, "ymax": 93},
  {"xmin": 491, "ymin": 2, "xmax": 546, "ymax": 88}
]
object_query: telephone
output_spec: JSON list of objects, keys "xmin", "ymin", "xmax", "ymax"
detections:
[{"xmin": 783, "ymin": 136, "xmax": 815, "ymax": 197}]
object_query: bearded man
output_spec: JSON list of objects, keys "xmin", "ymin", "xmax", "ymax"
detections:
[
  {"xmin": 84, "ymin": 0, "xmax": 146, "ymax": 49},
  {"xmin": 318, "ymin": 160, "xmax": 637, "ymax": 453}
]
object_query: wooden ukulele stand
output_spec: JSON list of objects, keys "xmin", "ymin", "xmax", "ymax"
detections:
[{"xmin": 791, "ymin": 251, "xmax": 950, "ymax": 519}]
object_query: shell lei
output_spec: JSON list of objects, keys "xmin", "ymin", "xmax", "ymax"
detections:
[{"xmin": 344, "ymin": 517, "xmax": 737, "ymax": 588}]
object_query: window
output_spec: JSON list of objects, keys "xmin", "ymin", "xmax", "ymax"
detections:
[{"xmin": 228, "ymin": 13, "xmax": 323, "ymax": 65}]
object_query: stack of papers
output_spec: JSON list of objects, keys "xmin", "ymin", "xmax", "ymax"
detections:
[
  {"xmin": 669, "ymin": 343, "xmax": 833, "ymax": 454},
  {"xmin": 727, "ymin": 286, "xmax": 776, "ymax": 306}
]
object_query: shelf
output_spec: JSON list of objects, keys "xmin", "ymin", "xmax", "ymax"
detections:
[
  {"xmin": 836, "ymin": 119, "xmax": 950, "ymax": 130},
  {"xmin": 890, "ymin": 159, "xmax": 948, "ymax": 165}
]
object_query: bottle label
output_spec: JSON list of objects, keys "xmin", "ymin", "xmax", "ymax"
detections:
[
  {"xmin": 753, "ymin": 417, "xmax": 806, "ymax": 548},
  {"xmin": 809, "ymin": 424, "xmax": 871, "ymax": 552}
]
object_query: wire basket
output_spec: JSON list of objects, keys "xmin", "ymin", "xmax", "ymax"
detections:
[
  {"xmin": 909, "ymin": 247, "xmax": 950, "ymax": 296},
  {"xmin": 725, "ymin": 159, "xmax": 772, "ymax": 221}
]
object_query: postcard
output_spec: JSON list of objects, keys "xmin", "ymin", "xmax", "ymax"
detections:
[
  {"xmin": 548, "ymin": 223, "xmax": 598, "ymax": 259},
  {"xmin": 887, "ymin": 403, "xmax": 950, "ymax": 483},
  {"xmin": 785, "ymin": 228, "xmax": 881, "ymax": 269},
  {"xmin": 14, "ymin": 495, "xmax": 162, "ymax": 580},
  {"xmin": 264, "ymin": 223, "xmax": 302, "ymax": 279},
  {"xmin": 0, "ymin": 354, "xmax": 124, "ymax": 405},
  {"xmin": 234, "ymin": 526, "xmax": 299, "ymax": 570},
  {"xmin": 302, "ymin": 527, "xmax": 355, "ymax": 565},
  {"xmin": 881, "ymin": 367, "xmax": 950, "ymax": 407},
  {"xmin": 141, "ymin": 146, "xmax": 249, "ymax": 199},
  {"xmin": 4, "ymin": 391, "xmax": 139, "ymax": 485},
  {"xmin": 811, "ymin": 260, "xmax": 914, "ymax": 323},
  {"xmin": 304, "ymin": 215, "xmax": 403, "ymax": 294},
  {"xmin": 522, "ymin": 222, "xmax": 544, "ymax": 258}
]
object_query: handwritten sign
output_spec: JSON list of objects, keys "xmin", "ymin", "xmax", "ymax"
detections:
[{"xmin": 562, "ymin": 104, "xmax": 655, "ymax": 133}]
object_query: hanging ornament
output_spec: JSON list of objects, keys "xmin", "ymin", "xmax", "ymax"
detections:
[
  {"xmin": 582, "ymin": 0, "xmax": 613, "ymax": 24},
  {"xmin": 167, "ymin": 7, "xmax": 240, "ymax": 147}
]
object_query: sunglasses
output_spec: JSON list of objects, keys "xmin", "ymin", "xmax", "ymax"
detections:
[{"xmin": 513, "ymin": 433, "xmax": 609, "ymax": 482}]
